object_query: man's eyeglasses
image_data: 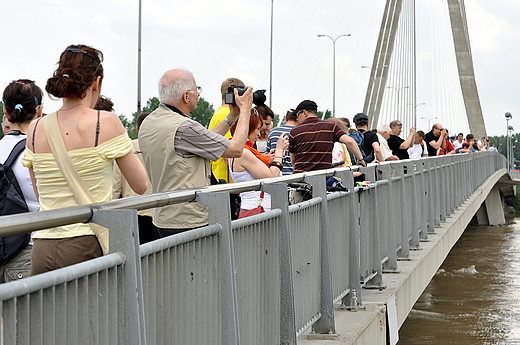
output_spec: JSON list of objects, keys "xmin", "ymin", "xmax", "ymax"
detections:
[{"xmin": 188, "ymin": 86, "xmax": 202, "ymax": 93}]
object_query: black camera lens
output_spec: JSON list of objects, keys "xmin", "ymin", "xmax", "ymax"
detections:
[
  {"xmin": 225, "ymin": 85, "xmax": 267, "ymax": 106},
  {"xmin": 253, "ymin": 90, "xmax": 266, "ymax": 106}
]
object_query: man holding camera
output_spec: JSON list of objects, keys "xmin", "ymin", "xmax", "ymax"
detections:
[
  {"xmin": 208, "ymin": 77, "xmax": 246, "ymax": 182},
  {"xmin": 139, "ymin": 69, "xmax": 253, "ymax": 237},
  {"xmin": 288, "ymin": 100, "xmax": 366, "ymax": 173},
  {"xmin": 424, "ymin": 123, "xmax": 447, "ymax": 156}
]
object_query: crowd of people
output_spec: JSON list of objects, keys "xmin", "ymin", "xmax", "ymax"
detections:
[{"xmin": 0, "ymin": 44, "xmax": 499, "ymax": 282}]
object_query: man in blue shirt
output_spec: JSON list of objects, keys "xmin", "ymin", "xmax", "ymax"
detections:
[{"xmin": 266, "ymin": 109, "xmax": 298, "ymax": 175}]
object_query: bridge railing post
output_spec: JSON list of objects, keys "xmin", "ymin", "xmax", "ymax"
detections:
[
  {"xmin": 393, "ymin": 162, "xmax": 410, "ymax": 259},
  {"xmin": 415, "ymin": 160, "xmax": 429, "ymax": 240},
  {"xmin": 449, "ymin": 155, "xmax": 457, "ymax": 213},
  {"xmin": 261, "ymin": 182, "xmax": 297, "ymax": 345},
  {"xmin": 376, "ymin": 164, "xmax": 398, "ymax": 272},
  {"xmin": 336, "ymin": 170, "xmax": 364, "ymax": 308},
  {"xmin": 305, "ymin": 174, "xmax": 336, "ymax": 335},
  {"xmin": 196, "ymin": 191, "xmax": 240, "ymax": 345},
  {"xmin": 423, "ymin": 158, "xmax": 435, "ymax": 233},
  {"xmin": 466, "ymin": 155, "xmax": 473, "ymax": 193},
  {"xmin": 453, "ymin": 155, "xmax": 462, "ymax": 209},
  {"xmin": 92, "ymin": 209, "xmax": 146, "ymax": 345},
  {"xmin": 403, "ymin": 160, "xmax": 420, "ymax": 250},
  {"xmin": 439, "ymin": 158, "xmax": 447, "ymax": 222},
  {"xmin": 432, "ymin": 158, "xmax": 442, "ymax": 227},
  {"xmin": 356, "ymin": 167, "xmax": 384, "ymax": 289}
]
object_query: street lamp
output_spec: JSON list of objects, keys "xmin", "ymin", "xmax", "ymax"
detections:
[
  {"xmin": 269, "ymin": 0, "xmax": 274, "ymax": 108},
  {"xmin": 421, "ymin": 116, "xmax": 435, "ymax": 129},
  {"xmin": 387, "ymin": 86, "xmax": 409, "ymax": 121},
  {"xmin": 361, "ymin": 65, "xmax": 388, "ymax": 69},
  {"xmin": 408, "ymin": 103, "xmax": 425, "ymax": 128},
  {"xmin": 317, "ymin": 33, "xmax": 351, "ymax": 117},
  {"xmin": 387, "ymin": 85, "xmax": 410, "ymax": 94},
  {"xmin": 506, "ymin": 112, "xmax": 512, "ymax": 170},
  {"xmin": 509, "ymin": 125, "xmax": 515, "ymax": 170}
]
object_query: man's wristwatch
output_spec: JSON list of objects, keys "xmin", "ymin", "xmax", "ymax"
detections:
[
  {"xmin": 358, "ymin": 158, "xmax": 367, "ymax": 167},
  {"xmin": 223, "ymin": 116, "xmax": 235, "ymax": 126}
]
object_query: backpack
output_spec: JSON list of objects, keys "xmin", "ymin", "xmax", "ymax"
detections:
[
  {"xmin": 0, "ymin": 139, "xmax": 31, "ymax": 263},
  {"xmin": 351, "ymin": 130, "xmax": 374, "ymax": 163}
]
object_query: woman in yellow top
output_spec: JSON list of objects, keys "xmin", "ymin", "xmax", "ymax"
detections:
[{"xmin": 22, "ymin": 45, "xmax": 148, "ymax": 275}]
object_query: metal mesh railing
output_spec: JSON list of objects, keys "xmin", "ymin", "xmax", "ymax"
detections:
[{"xmin": 0, "ymin": 152, "xmax": 508, "ymax": 344}]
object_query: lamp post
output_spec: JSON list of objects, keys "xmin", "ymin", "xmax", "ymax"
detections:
[
  {"xmin": 509, "ymin": 126, "xmax": 515, "ymax": 170},
  {"xmin": 421, "ymin": 116, "xmax": 434, "ymax": 129},
  {"xmin": 387, "ymin": 86, "xmax": 409, "ymax": 124},
  {"xmin": 269, "ymin": 0, "xmax": 274, "ymax": 108},
  {"xmin": 408, "ymin": 102, "xmax": 425, "ymax": 128},
  {"xmin": 506, "ymin": 112, "xmax": 512, "ymax": 170},
  {"xmin": 317, "ymin": 33, "xmax": 351, "ymax": 117},
  {"xmin": 137, "ymin": 0, "xmax": 142, "ymax": 116}
]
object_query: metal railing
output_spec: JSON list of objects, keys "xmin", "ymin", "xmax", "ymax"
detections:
[{"xmin": 0, "ymin": 152, "xmax": 507, "ymax": 344}]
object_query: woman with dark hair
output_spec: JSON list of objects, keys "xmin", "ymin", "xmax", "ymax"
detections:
[
  {"xmin": 0, "ymin": 79, "xmax": 43, "ymax": 282},
  {"xmin": 22, "ymin": 45, "xmax": 148, "ymax": 275},
  {"xmin": 228, "ymin": 109, "xmax": 288, "ymax": 215}
]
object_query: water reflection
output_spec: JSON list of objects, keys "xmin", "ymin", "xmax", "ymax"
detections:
[{"xmin": 399, "ymin": 220, "xmax": 520, "ymax": 344}]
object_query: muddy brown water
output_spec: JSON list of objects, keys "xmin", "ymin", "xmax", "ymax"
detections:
[{"xmin": 398, "ymin": 220, "xmax": 520, "ymax": 345}]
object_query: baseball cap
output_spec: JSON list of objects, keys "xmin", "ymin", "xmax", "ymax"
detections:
[
  {"xmin": 294, "ymin": 100, "xmax": 318, "ymax": 114},
  {"xmin": 353, "ymin": 113, "xmax": 369, "ymax": 125}
]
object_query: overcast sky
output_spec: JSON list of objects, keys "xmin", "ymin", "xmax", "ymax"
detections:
[{"xmin": 1, "ymin": 0, "xmax": 518, "ymax": 137}]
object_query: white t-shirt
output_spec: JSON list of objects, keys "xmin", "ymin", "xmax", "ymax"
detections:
[
  {"xmin": 0, "ymin": 134, "xmax": 39, "ymax": 213},
  {"xmin": 332, "ymin": 142, "xmax": 344, "ymax": 164},
  {"xmin": 453, "ymin": 140, "xmax": 463, "ymax": 150},
  {"xmin": 407, "ymin": 140, "xmax": 428, "ymax": 159}
]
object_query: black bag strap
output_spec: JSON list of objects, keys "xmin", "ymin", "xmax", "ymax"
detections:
[{"xmin": 2, "ymin": 139, "xmax": 27, "ymax": 201}]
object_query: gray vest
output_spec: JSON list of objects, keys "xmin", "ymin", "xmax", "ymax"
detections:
[{"xmin": 139, "ymin": 105, "xmax": 211, "ymax": 229}]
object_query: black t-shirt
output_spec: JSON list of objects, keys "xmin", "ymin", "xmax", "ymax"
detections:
[
  {"xmin": 358, "ymin": 129, "xmax": 379, "ymax": 162},
  {"xmin": 424, "ymin": 131, "xmax": 439, "ymax": 156},
  {"xmin": 387, "ymin": 134, "xmax": 409, "ymax": 160}
]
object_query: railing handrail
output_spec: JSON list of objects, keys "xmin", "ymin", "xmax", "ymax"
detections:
[
  {"xmin": 0, "ymin": 164, "xmax": 362, "ymax": 236},
  {"xmin": 0, "ymin": 152, "xmax": 497, "ymax": 237}
]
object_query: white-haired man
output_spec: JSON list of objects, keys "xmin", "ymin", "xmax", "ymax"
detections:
[
  {"xmin": 139, "ymin": 69, "xmax": 253, "ymax": 237},
  {"xmin": 377, "ymin": 125, "xmax": 399, "ymax": 161}
]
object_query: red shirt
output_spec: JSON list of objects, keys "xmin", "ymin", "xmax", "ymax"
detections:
[{"xmin": 438, "ymin": 139, "xmax": 455, "ymax": 155}]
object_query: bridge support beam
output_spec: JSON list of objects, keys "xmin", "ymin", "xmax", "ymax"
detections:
[{"xmin": 475, "ymin": 186, "xmax": 506, "ymax": 226}]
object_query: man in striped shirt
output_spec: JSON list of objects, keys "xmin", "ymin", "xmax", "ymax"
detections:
[
  {"xmin": 288, "ymin": 100, "xmax": 365, "ymax": 173},
  {"xmin": 266, "ymin": 109, "xmax": 298, "ymax": 175}
]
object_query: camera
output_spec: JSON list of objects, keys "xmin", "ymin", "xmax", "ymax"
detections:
[{"xmin": 225, "ymin": 85, "xmax": 267, "ymax": 106}]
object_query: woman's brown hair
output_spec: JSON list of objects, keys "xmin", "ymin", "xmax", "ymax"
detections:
[
  {"xmin": 2, "ymin": 79, "xmax": 43, "ymax": 123},
  {"xmin": 46, "ymin": 44, "xmax": 104, "ymax": 100}
]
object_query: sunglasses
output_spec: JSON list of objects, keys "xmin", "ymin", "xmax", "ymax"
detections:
[{"xmin": 66, "ymin": 47, "xmax": 104, "ymax": 73}]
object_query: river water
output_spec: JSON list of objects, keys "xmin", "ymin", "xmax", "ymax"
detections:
[{"xmin": 398, "ymin": 219, "xmax": 520, "ymax": 345}]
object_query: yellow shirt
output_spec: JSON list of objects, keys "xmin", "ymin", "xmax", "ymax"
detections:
[
  {"xmin": 21, "ymin": 133, "xmax": 133, "ymax": 239},
  {"xmin": 208, "ymin": 106, "xmax": 233, "ymax": 182}
]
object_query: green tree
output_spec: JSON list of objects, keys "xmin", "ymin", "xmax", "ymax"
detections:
[
  {"xmin": 318, "ymin": 109, "xmax": 332, "ymax": 120},
  {"xmin": 142, "ymin": 97, "xmax": 160, "ymax": 113},
  {"xmin": 120, "ymin": 97, "xmax": 160, "ymax": 139},
  {"xmin": 191, "ymin": 97, "xmax": 215, "ymax": 128}
]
